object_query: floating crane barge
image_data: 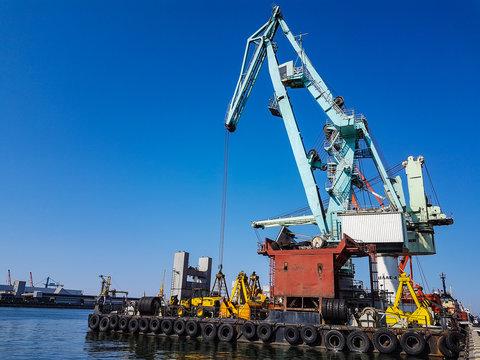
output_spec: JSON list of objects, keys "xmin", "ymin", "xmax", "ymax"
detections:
[
  {"xmin": 87, "ymin": 6, "xmax": 467, "ymax": 358},
  {"xmin": 87, "ymin": 262, "xmax": 465, "ymax": 358}
]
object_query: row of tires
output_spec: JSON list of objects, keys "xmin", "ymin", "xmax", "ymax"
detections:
[
  {"xmin": 88, "ymin": 314, "xmax": 463, "ymax": 357},
  {"xmin": 88, "ymin": 314, "xmax": 232, "ymax": 341}
]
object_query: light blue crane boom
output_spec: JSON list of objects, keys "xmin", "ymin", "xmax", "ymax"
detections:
[
  {"xmin": 225, "ymin": 7, "xmax": 280, "ymax": 133},
  {"xmin": 225, "ymin": 7, "xmax": 404, "ymax": 240}
]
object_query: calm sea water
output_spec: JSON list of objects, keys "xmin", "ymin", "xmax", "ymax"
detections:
[{"xmin": 0, "ymin": 307, "xmax": 412, "ymax": 360}]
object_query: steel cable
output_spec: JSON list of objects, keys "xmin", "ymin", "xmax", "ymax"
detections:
[
  {"xmin": 365, "ymin": 161, "xmax": 404, "ymax": 186},
  {"xmin": 219, "ymin": 130, "xmax": 230, "ymax": 272},
  {"xmin": 424, "ymin": 163, "xmax": 441, "ymax": 207}
]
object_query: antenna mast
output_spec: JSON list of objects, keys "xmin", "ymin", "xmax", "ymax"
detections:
[{"xmin": 440, "ymin": 272, "xmax": 447, "ymax": 295}]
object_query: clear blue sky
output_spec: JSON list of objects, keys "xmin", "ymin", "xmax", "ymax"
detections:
[{"xmin": 0, "ymin": 1, "xmax": 478, "ymax": 312}]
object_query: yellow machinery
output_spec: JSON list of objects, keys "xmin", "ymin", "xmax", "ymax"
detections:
[
  {"xmin": 385, "ymin": 272, "xmax": 433, "ymax": 326},
  {"xmin": 158, "ymin": 269, "xmax": 166, "ymax": 298},
  {"xmin": 100, "ymin": 275, "xmax": 111, "ymax": 296},
  {"xmin": 220, "ymin": 271, "xmax": 267, "ymax": 320},
  {"xmin": 177, "ymin": 299, "xmax": 191, "ymax": 316},
  {"xmin": 169, "ymin": 295, "xmax": 196, "ymax": 317},
  {"xmin": 190, "ymin": 296, "xmax": 223, "ymax": 317},
  {"xmin": 248, "ymin": 271, "xmax": 267, "ymax": 302},
  {"xmin": 191, "ymin": 271, "xmax": 226, "ymax": 318},
  {"xmin": 98, "ymin": 275, "xmax": 128, "ymax": 297},
  {"xmin": 172, "ymin": 271, "xmax": 268, "ymax": 319},
  {"xmin": 178, "ymin": 272, "xmax": 227, "ymax": 318}
]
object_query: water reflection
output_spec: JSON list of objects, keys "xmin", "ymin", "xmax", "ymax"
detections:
[{"xmin": 84, "ymin": 332, "xmax": 421, "ymax": 360}]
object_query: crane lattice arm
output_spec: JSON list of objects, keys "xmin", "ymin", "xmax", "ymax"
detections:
[
  {"xmin": 225, "ymin": 6, "xmax": 404, "ymax": 238},
  {"xmin": 225, "ymin": 7, "xmax": 280, "ymax": 132},
  {"xmin": 225, "ymin": 7, "xmax": 328, "ymax": 233}
]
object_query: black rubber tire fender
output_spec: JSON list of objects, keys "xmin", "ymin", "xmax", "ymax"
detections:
[
  {"xmin": 439, "ymin": 335, "xmax": 456, "ymax": 358},
  {"xmin": 186, "ymin": 320, "xmax": 200, "ymax": 337},
  {"xmin": 99, "ymin": 316, "xmax": 110, "ymax": 332},
  {"xmin": 301, "ymin": 325, "xmax": 319, "ymax": 346},
  {"xmin": 109, "ymin": 315, "xmax": 119, "ymax": 330},
  {"xmin": 202, "ymin": 323, "xmax": 217, "ymax": 341},
  {"xmin": 88, "ymin": 314, "xmax": 100, "ymax": 331},
  {"xmin": 139, "ymin": 317, "xmax": 150, "ymax": 333},
  {"xmin": 118, "ymin": 316, "xmax": 129, "ymax": 331},
  {"xmin": 242, "ymin": 321, "xmax": 257, "ymax": 341},
  {"xmin": 257, "ymin": 323, "xmax": 273, "ymax": 343},
  {"xmin": 446, "ymin": 331, "xmax": 464, "ymax": 353},
  {"xmin": 161, "ymin": 319, "xmax": 173, "ymax": 335},
  {"xmin": 218, "ymin": 323, "xmax": 236, "ymax": 342},
  {"xmin": 174, "ymin": 319, "xmax": 186, "ymax": 336},
  {"xmin": 400, "ymin": 331, "xmax": 426, "ymax": 356},
  {"xmin": 325, "ymin": 329, "xmax": 346, "ymax": 351},
  {"xmin": 373, "ymin": 328, "xmax": 398, "ymax": 354},
  {"xmin": 347, "ymin": 330, "xmax": 370, "ymax": 353},
  {"xmin": 128, "ymin": 317, "xmax": 140, "ymax": 333},
  {"xmin": 284, "ymin": 325, "xmax": 301, "ymax": 345},
  {"xmin": 149, "ymin": 318, "xmax": 162, "ymax": 333}
]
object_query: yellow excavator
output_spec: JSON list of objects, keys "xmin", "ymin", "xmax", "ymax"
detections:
[
  {"xmin": 220, "ymin": 271, "xmax": 268, "ymax": 320},
  {"xmin": 175, "ymin": 271, "xmax": 227, "ymax": 318},
  {"xmin": 385, "ymin": 272, "xmax": 433, "ymax": 326}
]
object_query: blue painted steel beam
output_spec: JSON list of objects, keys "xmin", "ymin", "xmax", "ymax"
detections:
[
  {"xmin": 224, "ymin": 6, "xmax": 404, "ymax": 239},
  {"xmin": 265, "ymin": 39, "xmax": 328, "ymax": 233}
]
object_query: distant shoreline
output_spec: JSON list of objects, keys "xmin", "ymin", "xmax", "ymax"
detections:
[{"xmin": 0, "ymin": 302, "xmax": 94, "ymax": 310}]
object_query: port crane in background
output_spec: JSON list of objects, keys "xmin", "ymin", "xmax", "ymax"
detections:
[
  {"xmin": 158, "ymin": 269, "xmax": 166, "ymax": 298},
  {"xmin": 44, "ymin": 276, "xmax": 63, "ymax": 288},
  {"xmin": 224, "ymin": 6, "xmax": 453, "ymax": 300},
  {"xmin": 99, "ymin": 275, "xmax": 128, "ymax": 298}
]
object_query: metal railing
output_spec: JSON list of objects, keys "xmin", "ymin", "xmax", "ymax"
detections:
[
  {"xmin": 344, "ymin": 108, "xmax": 367, "ymax": 122},
  {"xmin": 302, "ymin": 68, "xmax": 347, "ymax": 118}
]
